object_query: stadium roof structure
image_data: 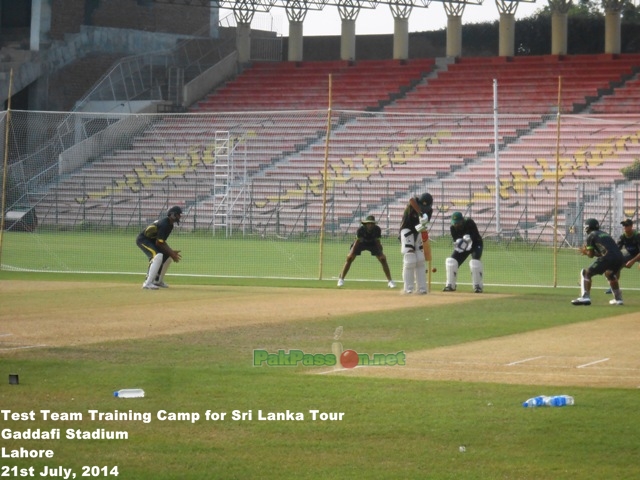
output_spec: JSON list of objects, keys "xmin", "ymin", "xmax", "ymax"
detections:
[
  {"xmin": 150, "ymin": 0, "xmax": 557, "ymax": 25},
  {"xmin": 153, "ymin": 0, "xmax": 538, "ymax": 60},
  {"xmin": 159, "ymin": 0, "xmax": 379, "ymax": 8},
  {"xmin": 153, "ymin": 0, "xmax": 542, "ymax": 25},
  {"xmin": 154, "ymin": 0, "xmax": 486, "ymax": 10},
  {"xmin": 152, "ymin": 0, "xmax": 626, "ymax": 59}
]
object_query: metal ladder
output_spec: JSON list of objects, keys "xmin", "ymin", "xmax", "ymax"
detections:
[{"xmin": 212, "ymin": 131, "xmax": 232, "ymax": 235}]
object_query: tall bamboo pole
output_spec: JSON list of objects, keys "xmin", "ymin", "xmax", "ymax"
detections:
[
  {"xmin": 553, "ymin": 75, "xmax": 562, "ymax": 288},
  {"xmin": 319, "ymin": 74, "xmax": 333, "ymax": 280},
  {"xmin": 0, "ymin": 69, "xmax": 14, "ymax": 265}
]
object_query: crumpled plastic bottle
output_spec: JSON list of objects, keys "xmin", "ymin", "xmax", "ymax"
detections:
[
  {"xmin": 544, "ymin": 395, "xmax": 574, "ymax": 407},
  {"xmin": 114, "ymin": 388, "xmax": 145, "ymax": 398},
  {"xmin": 523, "ymin": 394, "xmax": 575, "ymax": 407},
  {"xmin": 522, "ymin": 395, "xmax": 549, "ymax": 407}
]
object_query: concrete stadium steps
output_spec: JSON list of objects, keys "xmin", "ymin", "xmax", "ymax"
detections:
[
  {"xmin": 194, "ymin": 58, "xmax": 436, "ymax": 112},
  {"xmin": 35, "ymin": 111, "xmax": 331, "ymax": 226},
  {"xmin": 32, "ymin": 56, "xmax": 640, "ymax": 237},
  {"xmin": 35, "ymin": 197, "xmax": 186, "ymax": 229},
  {"xmin": 36, "ymin": 108, "xmax": 548, "ymax": 231},
  {"xmin": 436, "ymin": 117, "xmax": 640, "ymax": 208},
  {"xmin": 400, "ymin": 108, "xmax": 640, "ymax": 242},
  {"xmin": 237, "ymin": 114, "xmax": 548, "ymax": 233},
  {"xmin": 386, "ymin": 54, "xmax": 640, "ymax": 114},
  {"xmin": 590, "ymin": 76, "xmax": 640, "ymax": 114},
  {"xmin": 189, "ymin": 196, "xmax": 356, "ymax": 235}
]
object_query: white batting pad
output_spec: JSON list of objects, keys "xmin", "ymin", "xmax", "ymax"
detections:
[
  {"xmin": 470, "ymin": 259, "xmax": 483, "ymax": 288},
  {"xmin": 580, "ymin": 268, "xmax": 589, "ymax": 296},
  {"xmin": 146, "ymin": 253, "xmax": 164, "ymax": 287},
  {"xmin": 403, "ymin": 252, "xmax": 417, "ymax": 292},
  {"xmin": 158, "ymin": 257, "xmax": 173, "ymax": 282},
  {"xmin": 446, "ymin": 257, "xmax": 459, "ymax": 289}
]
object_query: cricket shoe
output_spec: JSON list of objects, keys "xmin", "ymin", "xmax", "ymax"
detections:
[
  {"xmin": 417, "ymin": 290, "xmax": 427, "ymax": 295},
  {"xmin": 609, "ymin": 299, "xmax": 624, "ymax": 306},
  {"xmin": 474, "ymin": 285, "xmax": 483, "ymax": 294},
  {"xmin": 571, "ymin": 296, "xmax": 591, "ymax": 306},
  {"xmin": 153, "ymin": 281, "xmax": 169, "ymax": 288},
  {"xmin": 337, "ymin": 278, "xmax": 344, "ymax": 287},
  {"xmin": 442, "ymin": 285, "xmax": 456, "ymax": 292},
  {"xmin": 388, "ymin": 281, "xmax": 396, "ymax": 289},
  {"xmin": 142, "ymin": 283, "xmax": 159, "ymax": 290},
  {"xmin": 604, "ymin": 288, "xmax": 612, "ymax": 294}
]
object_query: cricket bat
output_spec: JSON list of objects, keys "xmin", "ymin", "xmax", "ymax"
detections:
[{"xmin": 421, "ymin": 231, "xmax": 432, "ymax": 292}]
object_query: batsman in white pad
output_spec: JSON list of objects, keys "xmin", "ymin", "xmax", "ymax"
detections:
[
  {"xmin": 443, "ymin": 211, "xmax": 484, "ymax": 293},
  {"xmin": 398, "ymin": 193, "xmax": 433, "ymax": 294}
]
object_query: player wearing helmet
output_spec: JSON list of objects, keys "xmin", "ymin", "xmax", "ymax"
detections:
[
  {"xmin": 136, "ymin": 206, "xmax": 183, "ymax": 290},
  {"xmin": 337, "ymin": 215, "xmax": 395, "ymax": 288},
  {"xmin": 572, "ymin": 218, "xmax": 625, "ymax": 306},
  {"xmin": 443, "ymin": 211, "xmax": 484, "ymax": 293},
  {"xmin": 604, "ymin": 218, "xmax": 640, "ymax": 294},
  {"xmin": 399, "ymin": 193, "xmax": 433, "ymax": 294}
]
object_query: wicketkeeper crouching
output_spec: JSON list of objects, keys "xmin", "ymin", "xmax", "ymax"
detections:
[{"xmin": 443, "ymin": 211, "xmax": 484, "ymax": 293}]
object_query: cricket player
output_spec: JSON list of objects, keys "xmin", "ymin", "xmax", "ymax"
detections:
[
  {"xmin": 337, "ymin": 215, "xmax": 395, "ymax": 288},
  {"xmin": 443, "ymin": 211, "xmax": 484, "ymax": 293},
  {"xmin": 399, "ymin": 193, "xmax": 433, "ymax": 294},
  {"xmin": 605, "ymin": 218, "xmax": 640, "ymax": 294},
  {"xmin": 136, "ymin": 206, "xmax": 183, "ymax": 290},
  {"xmin": 572, "ymin": 218, "xmax": 624, "ymax": 306}
]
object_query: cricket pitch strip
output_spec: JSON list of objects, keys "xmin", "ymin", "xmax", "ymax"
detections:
[{"xmin": 2, "ymin": 280, "xmax": 638, "ymax": 389}]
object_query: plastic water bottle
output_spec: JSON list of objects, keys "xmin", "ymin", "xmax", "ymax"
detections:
[
  {"xmin": 114, "ymin": 388, "xmax": 145, "ymax": 398},
  {"xmin": 522, "ymin": 395, "xmax": 549, "ymax": 407},
  {"xmin": 545, "ymin": 395, "xmax": 574, "ymax": 407}
]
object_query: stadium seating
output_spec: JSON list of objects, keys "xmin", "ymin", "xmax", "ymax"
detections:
[
  {"xmin": 34, "ymin": 54, "xmax": 640, "ymax": 242},
  {"xmin": 194, "ymin": 59, "xmax": 436, "ymax": 112},
  {"xmin": 387, "ymin": 54, "xmax": 640, "ymax": 114},
  {"xmin": 428, "ymin": 110, "xmax": 640, "ymax": 243},
  {"xmin": 590, "ymin": 76, "xmax": 640, "ymax": 114}
]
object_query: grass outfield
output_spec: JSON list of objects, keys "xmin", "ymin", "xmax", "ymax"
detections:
[
  {"xmin": 1, "ymin": 272, "xmax": 638, "ymax": 479},
  {"xmin": 3, "ymin": 229, "xmax": 640, "ymax": 290}
]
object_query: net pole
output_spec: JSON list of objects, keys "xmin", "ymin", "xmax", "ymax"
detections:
[
  {"xmin": 318, "ymin": 73, "xmax": 333, "ymax": 280},
  {"xmin": 493, "ymin": 79, "xmax": 500, "ymax": 236},
  {"xmin": 553, "ymin": 75, "xmax": 563, "ymax": 288},
  {"xmin": 0, "ymin": 68, "xmax": 14, "ymax": 265}
]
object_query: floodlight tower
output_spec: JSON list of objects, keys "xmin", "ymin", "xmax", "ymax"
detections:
[
  {"xmin": 286, "ymin": 1, "xmax": 310, "ymax": 61},
  {"xmin": 548, "ymin": 0, "xmax": 571, "ymax": 55},
  {"xmin": 442, "ymin": 0, "xmax": 467, "ymax": 57},
  {"xmin": 602, "ymin": 0, "xmax": 625, "ymax": 54},
  {"xmin": 337, "ymin": 0, "xmax": 365, "ymax": 60},
  {"xmin": 231, "ymin": 0, "xmax": 259, "ymax": 62},
  {"xmin": 494, "ymin": 0, "xmax": 520, "ymax": 56},
  {"xmin": 389, "ymin": 1, "xmax": 414, "ymax": 59}
]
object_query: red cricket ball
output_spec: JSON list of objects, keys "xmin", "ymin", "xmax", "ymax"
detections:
[{"xmin": 340, "ymin": 349, "xmax": 360, "ymax": 369}]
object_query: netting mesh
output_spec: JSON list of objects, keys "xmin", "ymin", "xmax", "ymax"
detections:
[{"xmin": 2, "ymin": 109, "xmax": 640, "ymax": 290}]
